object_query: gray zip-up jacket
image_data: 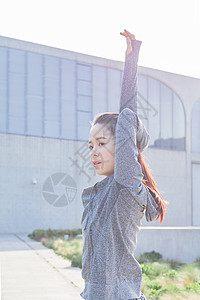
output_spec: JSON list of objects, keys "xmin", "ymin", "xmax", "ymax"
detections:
[{"xmin": 80, "ymin": 39, "xmax": 159, "ymax": 300}]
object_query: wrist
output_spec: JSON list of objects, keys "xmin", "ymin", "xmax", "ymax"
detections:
[{"xmin": 126, "ymin": 37, "xmax": 132, "ymax": 55}]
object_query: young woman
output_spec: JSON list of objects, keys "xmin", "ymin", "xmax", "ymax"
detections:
[{"xmin": 80, "ymin": 29, "xmax": 167, "ymax": 300}]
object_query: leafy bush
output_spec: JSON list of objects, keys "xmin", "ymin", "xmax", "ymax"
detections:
[
  {"xmin": 184, "ymin": 282, "xmax": 200, "ymax": 292},
  {"xmin": 71, "ymin": 253, "xmax": 82, "ymax": 268},
  {"xmin": 165, "ymin": 259, "xmax": 184, "ymax": 270},
  {"xmin": 41, "ymin": 237, "xmax": 56, "ymax": 249},
  {"xmin": 149, "ymin": 286, "xmax": 167, "ymax": 299},
  {"xmin": 28, "ymin": 228, "xmax": 82, "ymax": 240},
  {"xmin": 163, "ymin": 269, "xmax": 178, "ymax": 278},
  {"xmin": 147, "ymin": 280, "xmax": 162, "ymax": 290},
  {"xmin": 141, "ymin": 264, "xmax": 156, "ymax": 278},
  {"xmin": 138, "ymin": 251, "xmax": 162, "ymax": 263},
  {"xmin": 194, "ymin": 257, "xmax": 200, "ymax": 263}
]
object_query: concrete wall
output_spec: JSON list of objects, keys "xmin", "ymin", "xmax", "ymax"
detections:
[
  {"xmin": 0, "ymin": 132, "xmax": 196, "ymax": 232},
  {"xmin": 0, "ymin": 133, "xmax": 85, "ymax": 233},
  {"xmin": 141, "ymin": 149, "xmax": 188, "ymax": 226},
  {"xmin": 135, "ymin": 227, "xmax": 200, "ymax": 263}
]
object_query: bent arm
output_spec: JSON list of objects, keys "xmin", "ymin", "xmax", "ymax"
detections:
[
  {"xmin": 114, "ymin": 108, "xmax": 144, "ymax": 188},
  {"xmin": 114, "ymin": 108, "xmax": 159, "ymax": 217}
]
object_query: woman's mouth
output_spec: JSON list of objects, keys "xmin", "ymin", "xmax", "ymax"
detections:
[{"xmin": 93, "ymin": 161, "xmax": 102, "ymax": 167}]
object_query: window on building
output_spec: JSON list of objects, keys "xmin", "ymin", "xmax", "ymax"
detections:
[
  {"xmin": 138, "ymin": 75, "xmax": 186, "ymax": 151},
  {"xmin": 0, "ymin": 47, "xmax": 7, "ymax": 132},
  {"xmin": 0, "ymin": 45, "xmax": 186, "ymax": 150},
  {"xmin": 27, "ymin": 52, "xmax": 43, "ymax": 136},
  {"xmin": 76, "ymin": 63, "xmax": 92, "ymax": 140},
  {"xmin": 8, "ymin": 48, "xmax": 26, "ymax": 134},
  {"xmin": 191, "ymin": 98, "xmax": 200, "ymax": 152},
  {"xmin": 61, "ymin": 58, "xmax": 76, "ymax": 140},
  {"xmin": 44, "ymin": 56, "xmax": 61, "ymax": 138}
]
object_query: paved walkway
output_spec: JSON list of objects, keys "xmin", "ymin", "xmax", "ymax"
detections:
[{"xmin": 0, "ymin": 233, "xmax": 84, "ymax": 300}]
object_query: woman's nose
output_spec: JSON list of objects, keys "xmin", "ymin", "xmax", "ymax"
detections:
[{"xmin": 91, "ymin": 146, "xmax": 99, "ymax": 156}]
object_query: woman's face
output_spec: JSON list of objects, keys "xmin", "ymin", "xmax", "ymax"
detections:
[{"xmin": 89, "ymin": 123, "xmax": 115, "ymax": 176}]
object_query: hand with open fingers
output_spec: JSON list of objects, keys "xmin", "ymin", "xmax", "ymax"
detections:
[
  {"xmin": 120, "ymin": 29, "xmax": 136, "ymax": 55},
  {"xmin": 120, "ymin": 29, "xmax": 136, "ymax": 40}
]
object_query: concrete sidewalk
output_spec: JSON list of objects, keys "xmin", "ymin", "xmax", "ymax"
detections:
[{"xmin": 0, "ymin": 233, "xmax": 84, "ymax": 300}]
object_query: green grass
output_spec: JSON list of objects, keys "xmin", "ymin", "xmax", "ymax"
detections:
[
  {"xmin": 28, "ymin": 228, "xmax": 83, "ymax": 268},
  {"xmin": 41, "ymin": 236, "xmax": 83, "ymax": 268},
  {"xmin": 29, "ymin": 229, "xmax": 200, "ymax": 299},
  {"xmin": 138, "ymin": 252, "xmax": 200, "ymax": 299}
]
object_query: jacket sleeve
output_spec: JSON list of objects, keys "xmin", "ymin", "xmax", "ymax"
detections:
[
  {"xmin": 114, "ymin": 108, "xmax": 159, "ymax": 220},
  {"xmin": 119, "ymin": 39, "xmax": 142, "ymax": 113},
  {"xmin": 119, "ymin": 39, "xmax": 149, "ymax": 152},
  {"xmin": 114, "ymin": 107, "xmax": 145, "ymax": 189}
]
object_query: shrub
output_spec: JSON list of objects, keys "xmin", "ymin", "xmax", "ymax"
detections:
[
  {"xmin": 165, "ymin": 259, "xmax": 184, "ymax": 270},
  {"xmin": 147, "ymin": 280, "xmax": 162, "ymax": 290},
  {"xmin": 163, "ymin": 269, "xmax": 178, "ymax": 278},
  {"xmin": 141, "ymin": 264, "xmax": 156, "ymax": 278},
  {"xmin": 28, "ymin": 228, "xmax": 82, "ymax": 240},
  {"xmin": 184, "ymin": 282, "xmax": 200, "ymax": 293},
  {"xmin": 138, "ymin": 251, "xmax": 162, "ymax": 264},
  {"xmin": 146, "ymin": 280, "xmax": 167, "ymax": 299},
  {"xmin": 71, "ymin": 253, "xmax": 82, "ymax": 268},
  {"xmin": 149, "ymin": 287, "xmax": 167, "ymax": 299}
]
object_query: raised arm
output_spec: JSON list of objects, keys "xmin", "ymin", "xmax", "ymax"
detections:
[
  {"xmin": 119, "ymin": 29, "xmax": 142, "ymax": 113},
  {"xmin": 119, "ymin": 29, "xmax": 149, "ymax": 152}
]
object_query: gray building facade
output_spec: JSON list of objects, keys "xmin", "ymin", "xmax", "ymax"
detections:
[{"xmin": 0, "ymin": 36, "xmax": 200, "ymax": 262}]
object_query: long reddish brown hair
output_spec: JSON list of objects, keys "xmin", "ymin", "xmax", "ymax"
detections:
[
  {"xmin": 91, "ymin": 112, "xmax": 168, "ymax": 224},
  {"xmin": 137, "ymin": 148, "xmax": 168, "ymax": 223}
]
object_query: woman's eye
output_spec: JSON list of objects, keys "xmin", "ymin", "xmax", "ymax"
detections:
[{"xmin": 88, "ymin": 143, "xmax": 105, "ymax": 150}]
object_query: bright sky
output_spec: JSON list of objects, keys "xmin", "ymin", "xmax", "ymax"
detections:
[{"xmin": 0, "ymin": 0, "xmax": 200, "ymax": 78}]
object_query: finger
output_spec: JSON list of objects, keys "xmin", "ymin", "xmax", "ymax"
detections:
[
  {"xmin": 124, "ymin": 29, "xmax": 131, "ymax": 34},
  {"xmin": 124, "ymin": 29, "xmax": 135, "ymax": 40},
  {"xmin": 120, "ymin": 32, "xmax": 127, "ymax": 37}
]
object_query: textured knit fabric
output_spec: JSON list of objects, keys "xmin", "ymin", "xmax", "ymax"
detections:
[
  {"xmin": 129, "ymin": 292, "xmax": 147, "ymax": 300},
  {"xmin": 80, "ymin": 39, "xmax": 159, "ymax": 300}
]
